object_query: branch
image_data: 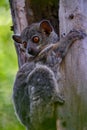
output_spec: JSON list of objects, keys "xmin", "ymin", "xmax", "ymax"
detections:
[{"xmin": 9, "ymin": 0, "xmax": 28, "ymax": 68}]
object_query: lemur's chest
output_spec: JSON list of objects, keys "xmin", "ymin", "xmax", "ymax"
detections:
[{"xmin": 34, "ymin": 50, "xmax": 61, "ymax": 80}]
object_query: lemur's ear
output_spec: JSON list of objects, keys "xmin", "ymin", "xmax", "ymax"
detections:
[
  {"xmin": 12, "ymin": 34, "xmax": 22, "ymax": 43},
  {"xmin": 40, "ymin": 20, "xmax": 53, "ymax": 36}
]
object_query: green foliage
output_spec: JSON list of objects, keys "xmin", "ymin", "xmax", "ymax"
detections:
[
  {"xmin": 0, "ymin": 0, "xmax": 9, "ymax": 9},
  {"xmin": 0, "ymin": 1, "xmax": 24, "ymax": 130}
]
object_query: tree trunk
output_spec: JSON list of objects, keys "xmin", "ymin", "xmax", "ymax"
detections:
[
  {"xmin": 58, "ymin": 0, "xmax": 87, "ymax": 129},
  {"xmin": 9, "ymin": 0, "xmax": 87, "ymax": 130},
  {"xmin": 9, "ymin": 0, "xmax": 28, "ymax": 67}
]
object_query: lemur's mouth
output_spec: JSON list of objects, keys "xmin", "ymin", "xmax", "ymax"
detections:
[
  {"xmin": 27, "ymin": 44, "xmax": 45, "ymax": 57},
  {"xmin": 27, "ymin": 47, "xmax": 40, "ymax": 57}
]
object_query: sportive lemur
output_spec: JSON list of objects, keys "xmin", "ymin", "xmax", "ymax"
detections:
[{"xmin": 12, "ymin": 20, "xmax": 85, "ymax": 130}]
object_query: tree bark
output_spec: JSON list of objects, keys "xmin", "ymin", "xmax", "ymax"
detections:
[
  {"xmin": 9, "ymin": 0, "xmax": 28, "ymax": 67},
  {"xmin": 58, "ymin": 0, "xmax": 87, "ymax": 130}
]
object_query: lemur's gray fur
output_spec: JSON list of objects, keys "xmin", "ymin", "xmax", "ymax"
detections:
[{"xmin": 12, "ymin": 20, "xmax": 85, "ymax": 130}]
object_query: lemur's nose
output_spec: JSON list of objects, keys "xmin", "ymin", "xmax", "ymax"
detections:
[
  {"xmin": 28, "ymin": 47, "xmax": 40, "ymax": 56},
  {"xmin": 28, "ymin": 48, "xmax": 33, "ymax": 54}
]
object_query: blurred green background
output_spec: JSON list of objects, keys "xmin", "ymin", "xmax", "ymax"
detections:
[{"xmin": 0, "ymin": 0, "xmax": 24, "ymax": 130}]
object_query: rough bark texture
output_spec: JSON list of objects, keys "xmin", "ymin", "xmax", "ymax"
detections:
[
  {"xmin": 9, "ymin": 0, "xmax": 28, "ymax": 67},
  {"xmin": 58, "ymin": 0, "xmax": 87, "ymax": 130}
]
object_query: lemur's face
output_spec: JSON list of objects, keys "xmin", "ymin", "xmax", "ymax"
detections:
[{"xmin": 12, "ymin": 20, "xmax": 58, "ymax": 57}]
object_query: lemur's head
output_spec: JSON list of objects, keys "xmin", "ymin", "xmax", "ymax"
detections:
[{"xmin": 12, "ymin": 20, "xmax": 58, "ymax": 57}]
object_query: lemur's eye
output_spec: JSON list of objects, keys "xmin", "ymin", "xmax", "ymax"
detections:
[
  {"xmin": 32, "ymin": 36, "xmax": 40, "ymax": 43},
  {"xmin": 23, "ymin": 41, "xmax": 27, "ymax": 48}
]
